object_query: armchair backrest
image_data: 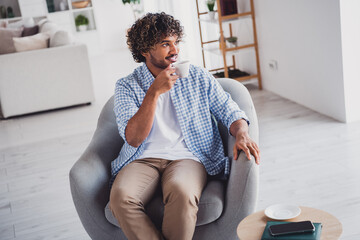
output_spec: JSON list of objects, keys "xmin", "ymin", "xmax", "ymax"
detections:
[{"xmin": 93, "ymin": 96, "xmax": 124, "ymax": 162}]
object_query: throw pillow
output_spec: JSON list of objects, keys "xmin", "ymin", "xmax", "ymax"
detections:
[
  {"xmin": 22, "ymin": 25, "xmax": 39, "ymax": 37},
  {"xmin": 37, "ymin": 18, "xmax": 49, "ymax": 28},
  {"xmin": 13, "ymin": 33, "xmax": 50, "ymax": 52},
  {"xmin": 0, "ymin": 28, "xmax": 23, "ymax": 54},
  {"xmin": 39, "ymin": 21, "xmax": 58, "ymax": 37},
  {"xmin": 24, "ymin": 18, "xmax": 36, "ymax": 28},
  {"xmin": 50, "ymin": 30, "xmax": 72, "ymax": 47}
]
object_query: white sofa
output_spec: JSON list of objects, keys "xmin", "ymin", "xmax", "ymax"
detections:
[{"xmin": 0, "ymin": 43, "xmax": 95, "ymax": 118}]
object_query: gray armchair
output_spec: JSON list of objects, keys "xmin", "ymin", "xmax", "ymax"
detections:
[{"xmin": 70, "ymin": 78, "xmax": 259, "ymax": 240}]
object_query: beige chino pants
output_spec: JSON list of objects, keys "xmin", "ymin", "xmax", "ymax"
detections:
[{"xmin": 109, "ymin": 158, "xmax": 207, "ymax": 240}]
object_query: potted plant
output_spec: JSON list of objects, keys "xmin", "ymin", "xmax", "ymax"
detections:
[
  {"xmin": 206, "ymin": 0, "xmax": 216, "ymax": 20},
  {"xmin": 122, "ymin": 0, "xmax": 143, "ymax": 20},
  {"xmin": 75, "ymin": 14, "xmax": 89, "ymax": 32},
  {"xmin": 226, "ymin": 36, "xmax": 238, "ymax": 48}
]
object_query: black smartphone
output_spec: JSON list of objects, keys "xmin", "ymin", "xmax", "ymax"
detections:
[{"xmin": 269, "ymin": 221, "xmax": 315, "ymax": 236}]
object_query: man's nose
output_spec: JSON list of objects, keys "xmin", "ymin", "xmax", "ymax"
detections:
[{"xmin": 170, "ymin": 44, "xmax": 179, "ymax": 54}]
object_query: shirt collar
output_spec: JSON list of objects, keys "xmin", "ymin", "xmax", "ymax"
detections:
[{"xmin": 140, "ymin": 63, "xmax": 155, "ymax": 90}]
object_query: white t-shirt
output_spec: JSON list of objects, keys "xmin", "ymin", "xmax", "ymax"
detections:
[{"xmin": 138, "ymin": 91, "xmax": 200, "ymax": 162}]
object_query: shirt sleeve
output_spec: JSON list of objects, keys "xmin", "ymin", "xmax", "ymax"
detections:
[
  {"xmin": 205, "ymin": 69, "xmax": 250, "ymax": 132},
  {"xmin": 114, "ymin": 78, "xmax": 139, "ymax": 143}
]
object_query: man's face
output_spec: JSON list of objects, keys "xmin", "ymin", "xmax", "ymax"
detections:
[{"xmin": 143, "ymin": 35, "xmax": 180, "ymax": 71}]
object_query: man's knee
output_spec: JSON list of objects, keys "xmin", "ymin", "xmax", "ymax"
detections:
[
  {"xmin": 163, "ymin": 181, "xmax": 200, "ymax": 206},
  {"xmin": 110, "ymin": 187, "xmax": 143, "ymax": 212}
]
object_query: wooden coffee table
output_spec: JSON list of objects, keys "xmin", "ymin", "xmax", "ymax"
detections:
[{"xmin": 237, "ymin": 206, "xmax": 342, "ymax": 240}]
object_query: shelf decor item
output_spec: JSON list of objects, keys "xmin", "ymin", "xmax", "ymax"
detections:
[
  {"xmin": 213, "ymin": 68, "xmax": 250, "ymax": 78},
  {"xmin": 0, "ymin": 5, "xmax": 6, "ymax": 18},
  {"xmin": 206, "ymin": 0, "xmax": 216, "ymax": 20},
  {"xmin": 46, "ymin": 0, "xmax": 55, "ymax": 13},
  {"xmin": 226, "ymin": 36, "xmax": 237, "ymax": 47},
  {"xmin": 59, "ymin": 0, "xmax": 67, "ymax": 11},
  {"xmin": 219, "ymin": 0, "xmax": 237, "ymax": 16},
  {"xmin": 72, "ymin": 0, "xmax": 90, "ymax": 9},
  {"xmin": 6, "ymin": 7, "xmax": 14, "ymax": 18},
  {"xmin": 206, "ymin": 0, "xmax": 215, "ymax": 11},
  {"xmin": 75, "ymin": 14, "xmax": 89, "ymax": 32},
  {"xmin": 121, "ymin": 0, "xmax": 143, "ymax": 20}
]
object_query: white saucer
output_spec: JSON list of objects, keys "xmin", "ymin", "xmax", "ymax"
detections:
[{"xmin": 265, "ymin": 204, "xmax": 301, "ymax": 220}]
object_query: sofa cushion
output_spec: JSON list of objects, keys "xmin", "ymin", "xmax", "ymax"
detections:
[
  {"xmin": 13, "ymin": 33, "xmax": 50, "ymax": 52},
  {"xmin": 7, "ymin": 17, "xmax": 35, "ymax": 28},
  {"xmin": 22, "ymin": 25, "xmax": 39, "ymax": 37},
  {"xmin": 0, "ymin": 28, "xmax": 23, "ymax": 54},
  {"xmin": 37, "ymin": 18, "xmax": 49, "ymax": 29},
  {"xmin": 50, "ymin": 30, "xmax": 72, "ymax": 47},
  {"xmin": 104, "ymin": 179, "xmax": 224, "ymax": 228},
  {"xmin": 40, "ymin": 21, "xmax": 58, "ymax": 38}
]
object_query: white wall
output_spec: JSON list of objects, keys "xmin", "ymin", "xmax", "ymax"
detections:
[
  {"xmin": 254, "ymin": 0, "xmax": 347, "ymax": 122},
  {"xmin": 93, "ymin": 0, "xmax": 204, "ymax": 65},
  {"xmin": 340, "ymin": 0, "xmax": 360, "ymax": 122},
  {"xmin": 92, "ymin": 0, "xmax": 360, "ymax": 122},
  {"xmin": 143, "ymin": 0, "xmax": 203, "ymax": 66},
  {"xmin": 94, "ymin": 0, "xmax": 135, "ymax": 51}
]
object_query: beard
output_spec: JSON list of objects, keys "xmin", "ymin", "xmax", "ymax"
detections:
[{"xmin": 148, "ymin": 53, "xmax": 177, "ymax": 69}]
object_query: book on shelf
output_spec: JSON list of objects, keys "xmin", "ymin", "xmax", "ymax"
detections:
[{"xmin": 261, "ymin": 221, "xmax": 322, "ymax": 240}]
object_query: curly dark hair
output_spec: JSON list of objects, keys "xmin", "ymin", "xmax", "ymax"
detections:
[{"xmin": 126, "ymin": 12, "xmax": 184, "ymax": 63}]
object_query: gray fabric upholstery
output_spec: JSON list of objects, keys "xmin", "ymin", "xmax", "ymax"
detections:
[{"xmin": 69, "ymin": 78, "xmax": 259, "ymax": 240}]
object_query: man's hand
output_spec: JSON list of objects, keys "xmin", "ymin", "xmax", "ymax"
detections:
[
  {"xmin": 149, "ymin": 65, "xmax": 179, "ymax": 96},
  {"xmin": 230, "ymin": 119, "xmax": 260, "ymax": 164},
  {"xmin": 125, "ymin": 65, "xmax": 178, "ymax": 148},
  {"xmin": 233, "ymin": 131, "xmax": 260, "ymax": 165}
]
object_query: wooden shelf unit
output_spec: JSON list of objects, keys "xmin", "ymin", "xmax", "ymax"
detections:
[
  {"xmin": 0, "ymin": 0, "xmax": 98, "ymax": 33},
  {"xmin": 196, "ymin": 0, "xmax": 262, "ymax": 89}
]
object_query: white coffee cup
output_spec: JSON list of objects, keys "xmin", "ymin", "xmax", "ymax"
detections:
[{"xmin": 173, "ymin": 60, "xmax": 190, "ymax": 78}]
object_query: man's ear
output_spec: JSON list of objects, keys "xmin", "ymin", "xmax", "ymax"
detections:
[{"xmin": 141, "ymin": 52, "xmax": 149, "ymax": 58}]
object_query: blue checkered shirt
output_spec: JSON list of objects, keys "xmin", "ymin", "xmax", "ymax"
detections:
[{"xmin": 111, "ymin": 63, "xmax": 249, "ymax": 184}]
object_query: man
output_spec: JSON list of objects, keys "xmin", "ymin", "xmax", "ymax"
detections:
[{"xmin": 109, "ymin": 12, "xmax": 260, "ymax": 240}]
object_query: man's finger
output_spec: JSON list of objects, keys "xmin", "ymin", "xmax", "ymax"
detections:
[
  {"xmin": 233, "ymin": 145, "xmax": 238, "ymax": 160},
  {"xmin": 253, "ymin": 143, "xmax": 260, "ymax": 153},
  {"xmin": 168, "ymin": 70, "xmax": 177, "ymax": 79},
  {"xmin": 170, "ymin": 74, "xmax": 179, "ymax": 80},
  {"xmin": 244, "ymin": 147, "xmax": 251, "ymax": 160},
  {"xmin": 251, "ymin": 148, "xmax": 260, "ymax": 165},
  {"xmin": 168, "ymin": 65, "xmax": 176, "ymax": 73}
]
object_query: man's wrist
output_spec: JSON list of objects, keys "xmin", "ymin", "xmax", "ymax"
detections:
[
  {"xmin": 236, "ymin": 130, "xmax": 249, "ymax": 140},
  {"xmin": 147, "ymin": 86, "xmax": 160, "ymax": 99},
  {"xmin": 230, "ymin": 119, "xmax": 249, "ymax": 136}
]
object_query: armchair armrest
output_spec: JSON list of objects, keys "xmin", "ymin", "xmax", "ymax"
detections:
[
  {"xmin": 216, "ymin": 78, "xmax": 259, "ymax": 223},
  {"xmin": 69, "ymin": 96, "xmax": 125, "ymax": 240}
]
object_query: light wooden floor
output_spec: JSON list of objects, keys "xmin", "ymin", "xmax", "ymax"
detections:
[{"xmin": 1, "ymin": 50, "xmax": 359, "ymax": 239}]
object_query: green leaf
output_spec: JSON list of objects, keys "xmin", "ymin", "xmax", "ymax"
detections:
[
  {"xmin": 75, "ymin": 14, "xmax": 89, "ymax": 26},
  {"xmin": 122, "ymin": 0, "xmax": 140, "ymax": 4}
]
